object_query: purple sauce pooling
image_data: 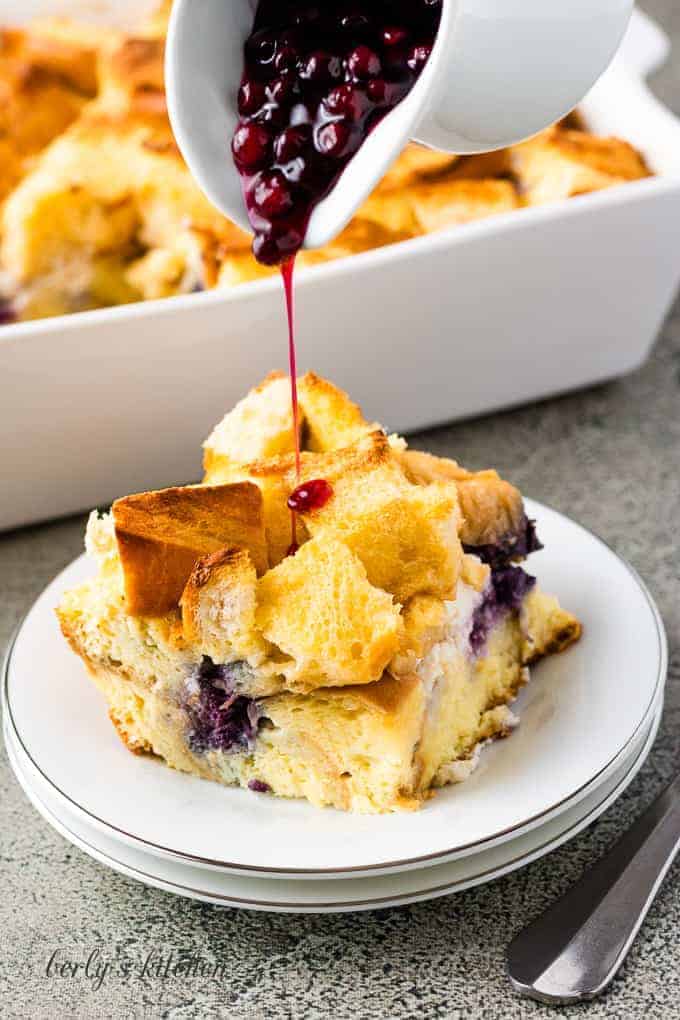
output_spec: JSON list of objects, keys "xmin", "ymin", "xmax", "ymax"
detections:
[
  {"xmin": 464, "ymin": 515, "xmax": 542, "ymax": 570},
  {"xmin": 184, "ymin": 657, "xmax": 265, "ymax": 754},
  {"xmin": 469, "ymin": 565, "xmax": 536, "ymax": 657}
]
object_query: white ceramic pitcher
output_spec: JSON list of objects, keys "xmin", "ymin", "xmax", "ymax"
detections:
[{"xmin": 166, "ymin": 0, "xmax": 634, "ymax": 249}]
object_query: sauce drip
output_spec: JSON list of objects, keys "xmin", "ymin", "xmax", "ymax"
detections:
[
  {"xmin": 281, "ymin": 256, "xmax": 304, "ymax": 555},
  {"xmin": 281, "ymin": 256, "xmax": 300, "ymax": 479},
  {"xmin": 235, "ymin": 1, "xmax": 443, "ymax": 552},
  {"xmin": 281, "ymin": 258, "xmax": 334, "ymax": 556}
]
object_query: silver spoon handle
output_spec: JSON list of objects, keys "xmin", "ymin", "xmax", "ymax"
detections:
[{"xmin": 507, "ymin": 773, "xmax": 680, "ymax": 1004}]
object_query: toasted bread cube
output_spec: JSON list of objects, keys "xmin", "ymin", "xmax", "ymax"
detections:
[
  {"xmin": 397, "ymin": 448, "xmax": 470, "ymax": 487},
  {"xmin": 216, "ymin": 250, "xmax": 277, "ymax": 289},
  {"xmin": 113, "ymin": 482, "xmax": 268, "ymax": 616},
  {"xmin": 203, "ymin": 452, "xmax": 310, "ymax": 568},
  {"xmin": 0, "ymin": 24, "xmax": 101, "ymax": 204},
  {"xmin": 375, "ymin": 143, "xmax": 459, "ymax": 192},
  {"xmin": 409, "ymin": 179, "xmax": 518, "ymax": 234},
  {"xmin": 203, "ymin": 371, "xmax": 298, "ymax": 478},
  {"xmin": 96, "ymin": 35, "xmax": 166, "ymax": 114},
  {"xmin": 1, "ymin": 166, "xmax": 140, "ymax": 282},
  {"xmin": 256, "ymin": 536, "xmax": 402, "ymax": 691},
  {"xmin": 299, "ymin": 433, "xmax": 462, "ymax": 602},
  {"xmin": 124, "ymin": 245, "xmax": 193, "ymax": 300},
  {"xmin": 181, "ymin": 547, "xmax": 267, "ymax": 665},
  {"xmin": 297, "ymin": 372, "xmax": 376, "ymax": 453},
  {"xmin": 216, "ymin": 218, "xmax": 411, "ymax": 287},
  {"xmin": 1, "ymin": 87, "xmax": 245, "ymax": 293},
  {"xmin": 204, "ymin": 372, "xmax": 376, "ymax": 480},
  {"xmin": 317, "ymin": 209, "xmax": 418, "ymax": 253},
  {"xmin": 460, "ymin": 553, "xmax": 491, "ymax": 592},
  {"xmin": 390, "ymin": 594, "xmax": 450, "ymax": 675},
  {"xmin": 204, "ymin": 373, "xmax": 380, "ymax": 567},
  {"xmin": 454, "ymin": 472, "xmax": 525, "ymax": 546},
  {"xmin": 511, "ymin": 127, "xmax": 650, "ymax": 206},
  {"xmin": 521, "ymin": 588, "xmax": 582, "ymax": 662},
  {"xmin": 398, "ymin": 449, "xmax": 524, "ymax": 547},
  {"xmin": 400, "ymin": 594, "xmax": 449, "ymax": 656}
]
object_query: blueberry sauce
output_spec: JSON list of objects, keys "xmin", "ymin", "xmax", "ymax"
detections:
[
  {"xmin": 0, "ymin": 300, "xmax": 16, "ymax": 326},
  {"xmin": 469, "ymin": 566, "xmax": 536, "ymax": 657},
  {"xmin": 233, "ymin": 0, "xmax": 443, "ymax": 266},
  {"xmin": 233, "ymin": 1, "xmax": 441, "ymax": 551},
  {"xmin": 184, "ymin": 657, "xmax": 265, "ymax": 754},
  {"xmin": 288, "ymin": 478, "xmax": 334, "ymax": 513},
  {"xmin": 464, "ymin": 516, "xmax": 543, "ymax": 571},
  {"xmin": 248, "ymin": 779, "xmax": 272, "ymax": 793}
]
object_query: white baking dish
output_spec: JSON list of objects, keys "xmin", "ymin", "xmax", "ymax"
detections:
[{"xmin": 2, "ymin": 9, "xmax": 679, "ymax": 532}]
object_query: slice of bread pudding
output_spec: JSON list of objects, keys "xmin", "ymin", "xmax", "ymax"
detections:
[{"xmin": 58, "ymin": 374, "xmax": 580, "ymax": 813}]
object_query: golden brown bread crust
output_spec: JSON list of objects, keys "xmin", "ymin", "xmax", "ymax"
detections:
[
  {"xmin": 112, "ymin": 483, "xmax": 268, "ymax": 616},
  {"xmin": 511, "ymin": 127, "xmax": 650, "ymax": 205},
  {"xmin": 524, "ymin": 616, "xmax": 582, "ymax": 663},
  {"xmin": 398, "ymin": 449, "xmax": 524, "ymax": 546},
  {"xmin": 293, "ymin": 433, "xmax": 462, "ymax": 602},
  {"xmin": 207, "ymin": 428, "xmax": 463, "ymax": 600},
  {"xmin": 98, "ymin": 35, "xmax": 167, "ymax": 115},
  {"xmin": 215, "ymin": 460, "xmax": 311, "ymax": 569},
  {"xmin": 0, "ymin": 25, "xmax": 99, "ymax": 203},
  {"xmin": 109, "ymin": 706, "xmax": 154, "ymax": 755},
  {"xmin": 542, "ymin": 129, "xmax": 650, "ymax": 180},
  {"xmin": 205, "ymin": 378, "xmax": 531, "ymax": 576},
  {"xmin": 203, "ymin": 374, "xmax": 385, "ymax": 566},
  {"xmin": 520, "ymin": 588, "xmax": 582, "ymax": 665},
  {"xmin": 374, "ymin": 145, "xmax": 459, "ymax": 192},
  {"xmin": 0, "ymin": 30, "xmax": 250, "ymax": 317},
  {"xmin": 408, "ymin": 178, "xmax": 519, "ymax": 232},
  {"xmin": 180, "ymin": 546, "xmax": 254, "ymax": 645},
  {"xmin": 204, "ymin": 374, "xmax": 538, "ymax": 579},
  {"xmin": 182, "ymin": 546, "xmax": 249, "ymax": 598},
  {"xmin": 298, "ymin": 372, "xmax": 380, "ymax": 452},
  {"xmin": 205, "ymin": 376, "xmax": 528, "ymax": 556},
  {"xmin": 203, "ymin": 370, "xmax": 300, "ymax": 480},
  {"xmin": 256, "ymin": 535, "xmax": 403, "ymax": 691},
  {"xmin": 446, "ymin": 149, "xmax": 515, "ymax": 181},
  {"xmin": 178, "ymin": 545, "xmax": 272, "ymax": 672},
  {"xmin": 203, "ymin": 371, "xmax": 376, "ymax": 479},
  {"xmin": 107, "ymin": 37, "xmax": 165, "ymax": 93}
]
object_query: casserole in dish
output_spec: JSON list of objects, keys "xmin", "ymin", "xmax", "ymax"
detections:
[{"xmin": 1, "ymin": 8, "xmax": 679, "ymax": 530}]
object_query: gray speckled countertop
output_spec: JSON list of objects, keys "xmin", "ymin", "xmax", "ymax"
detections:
[{"xmin": 2, "ymin": 3, "xmax": 679, "ymax": 1017}]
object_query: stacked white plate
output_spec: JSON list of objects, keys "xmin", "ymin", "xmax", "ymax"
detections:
[{"xmin": 3, "ymin": 501, "xmax": 667, "ymax": 913}]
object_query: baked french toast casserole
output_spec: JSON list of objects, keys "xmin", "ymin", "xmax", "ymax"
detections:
[{"xmin": 59, "ymin": 374, "xmax": 580, "ymax": 813}]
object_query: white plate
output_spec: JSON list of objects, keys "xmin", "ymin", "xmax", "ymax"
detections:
[
  {"xmin": 3, "ymin": 500, "xmax": 667, "ymax": 878},
  {"xmin": 4, "ymin": 694, "xmax": 662, "ymax": 912}
]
